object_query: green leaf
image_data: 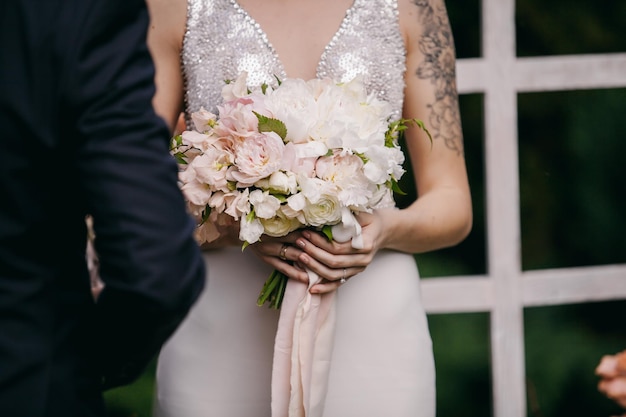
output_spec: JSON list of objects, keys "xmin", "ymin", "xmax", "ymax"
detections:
[
  {"xmin": 321, "ymin": 225, "xmax": 334, "ymax": 241},
  {"xmin": 384, "ymin": 117, "xmax": 433, "ymax": 148},
  {"xmin": 201, "ymin": 206, "xmax": 211, "ymax": 223},
  {"xmin": 412, "ymin": 118, "xmax": 434, "ymax": 144},
  {"xmin": 253, "ymin": 111, "xmax": 287, "ymax": 140},
  {"xmin": 271, "ymin": 193, "xmax": 288, "ymax": 203},
  {"xmin": 390, "ymin": 178, "xmax": 407, "ymax": 195},
  {"xmin": 172, "ymin": 152, "xmax": 188, "ymax": 165},
  {"xmin": 171, "ymin": 134, "xmax": 183, "ymax": 149}
]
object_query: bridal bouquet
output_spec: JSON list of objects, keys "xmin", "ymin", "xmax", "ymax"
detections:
[{"xmin": 171, "ymin": 71, "xmax": 430, "ymax": 309}]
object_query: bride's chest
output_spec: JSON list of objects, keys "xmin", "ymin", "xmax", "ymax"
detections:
[
  {"xmin": 183, "ymin": 0, "xmax": 406, "ymax": 119},
  {"xmin": 233, "ymin": 0, "xmax": 354, "ymax": 79}
]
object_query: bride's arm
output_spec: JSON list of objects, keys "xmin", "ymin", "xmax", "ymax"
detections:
[
  {"xmin": 145, "ymin": 0, "xmax": 187, "ymax": 131},
  {"xmin": 381, "ymin": 0, "xmax": 472, "ymax": 253},
  {"xmin": 298, "ymin": 0, "xmax": 472, "ymax": 292},
  {"xmin": 146, "ymin": 0, "xmax": 242, "ymax": 249}
]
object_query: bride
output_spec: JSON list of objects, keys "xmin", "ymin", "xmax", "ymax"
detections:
[{"xmin": 147, "ymin": 0, "xmax": 472, "ymax": 416}]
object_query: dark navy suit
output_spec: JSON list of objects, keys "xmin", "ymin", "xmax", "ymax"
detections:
[{"xmin": 0, "ymin": 0, "xmax": 206, "ymax": 415}]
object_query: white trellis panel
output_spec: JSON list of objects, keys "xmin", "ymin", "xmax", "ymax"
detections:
[{"xmin": 420, "ymin": 0, "xmax": 626, "ymax": 416}]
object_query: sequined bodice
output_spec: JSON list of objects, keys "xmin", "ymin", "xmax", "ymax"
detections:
[{"xmin": 182, "ymin": 0, "xmax": 406, "ymax": 121}]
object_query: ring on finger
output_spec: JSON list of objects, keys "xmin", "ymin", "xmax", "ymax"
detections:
[
  {"xmin": 339, "ymin": 268, "xmax": 347, "ymax": 284},
  {"xmin": 279, "ymin": 244, "xmax": 289, "ymax": 261}
]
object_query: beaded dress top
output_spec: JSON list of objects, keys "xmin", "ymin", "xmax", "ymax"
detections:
[{"xmin": 182, "ymin": 0, "xmax": 406, "ymax": 121}]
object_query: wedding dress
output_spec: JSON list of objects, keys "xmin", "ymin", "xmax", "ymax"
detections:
[{"xmin": 154, "ymin": 1, "xmax": 436, "ymax": 416}]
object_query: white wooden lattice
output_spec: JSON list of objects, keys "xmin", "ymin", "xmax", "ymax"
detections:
[{"xmin": 421, "ymin": 1, "xmax": 626, "ymax": 416}]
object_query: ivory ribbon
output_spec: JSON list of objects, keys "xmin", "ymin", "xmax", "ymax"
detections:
[
  {"xmin": 270, "ymin": 269, "xmax": 336, "ymax": 417},
  {"xmin": 271, "ymin": 217, "xmax": 362, "ymax": 417}
]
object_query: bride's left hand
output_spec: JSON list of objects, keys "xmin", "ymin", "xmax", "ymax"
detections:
[{"xmin": 295, "ymin": 212, "xmax": 384, "ymax": 294}]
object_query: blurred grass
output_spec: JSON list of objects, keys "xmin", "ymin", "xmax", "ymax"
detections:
[{"xmin": 104, "ymin": 359, "xmax": 156, "ymax": 417}]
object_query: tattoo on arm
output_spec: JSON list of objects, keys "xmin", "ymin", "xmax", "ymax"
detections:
[{"xmin": 412, "ymin": 0, "xmax": 463, "ymax": 155}]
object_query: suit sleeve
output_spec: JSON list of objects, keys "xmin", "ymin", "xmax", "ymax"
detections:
[{"xmin": 68, "ymin": 0, "xmax": 206, "ymax": 389}]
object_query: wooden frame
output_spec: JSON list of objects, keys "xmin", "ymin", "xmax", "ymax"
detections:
[{"xmin": 421, "ymin": 1, "xmax": 626, "ymax": 415}]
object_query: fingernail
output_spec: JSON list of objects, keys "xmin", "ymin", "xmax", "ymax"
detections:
[
  {"xmin": 299, "ymin": 253, "xmax": 310, "ymax": 265},
  {"xmin": 302, "ymin": 231, "xmax": 311, "ymax": 239},
  {"xmin": 296, "ymin": 239, "xmax": 305, "ymax": 248}
]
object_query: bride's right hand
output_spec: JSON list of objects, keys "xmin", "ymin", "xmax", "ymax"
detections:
[{"xmin": 248, "ymin": 234, "xmax": 310, "ymax": 285}]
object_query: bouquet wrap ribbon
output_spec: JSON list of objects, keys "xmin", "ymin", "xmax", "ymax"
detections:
[
  {"xmin": 271, "ymin": 222, "xmax": 362, "ymax": 417},
  {"xmin": 270, "ymin": 269, "xmax": 336, "ymax": 417}
]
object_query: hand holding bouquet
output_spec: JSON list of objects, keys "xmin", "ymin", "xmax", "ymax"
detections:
[{"xmin": 171, "ymin": 71, "xmax": 430, "ymax": 308}]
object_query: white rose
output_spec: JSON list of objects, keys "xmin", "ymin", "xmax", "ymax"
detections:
[
  {"xmin": 301, "ymin": 193, "xmax": 343, "ymax": 227},
  {"xmin": 260, "ymin": 209, "xmax": 303, "ymax": 237}
]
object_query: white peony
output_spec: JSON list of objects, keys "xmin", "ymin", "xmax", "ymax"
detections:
[{"xmin": 264, "ymin": 78, "xmax": 318, "ymax": 144}]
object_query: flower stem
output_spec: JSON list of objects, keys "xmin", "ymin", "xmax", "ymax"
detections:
[{"xmin": 257, "ymin": 269, "xmax": 287, "ymax": 309}]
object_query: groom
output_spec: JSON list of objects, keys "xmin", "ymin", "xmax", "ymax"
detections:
[{"xmin": 0, "ymin": 0, "xmax": 205, "ymax": 416}]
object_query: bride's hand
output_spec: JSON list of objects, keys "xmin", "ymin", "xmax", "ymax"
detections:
[
  {"xmin": 295, "ymin": 211, "xmax": 384, "ymax": 294},
  {"xmin": 248, "ymin": 233, "xmax": 310, "ymax": 284}
]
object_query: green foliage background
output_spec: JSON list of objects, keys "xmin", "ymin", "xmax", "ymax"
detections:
[{"xmin": 104, "ymin": 1, "xmax": 626, "ymax": 416}]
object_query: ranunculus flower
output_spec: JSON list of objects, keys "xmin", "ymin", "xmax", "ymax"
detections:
[
  {"xmin": 261, "ymin": 209, "xmax": 303, "ymax": 237},
  {"xmin": 301, "ymin": 192, "xmax": 342, "ymax": 227}
]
